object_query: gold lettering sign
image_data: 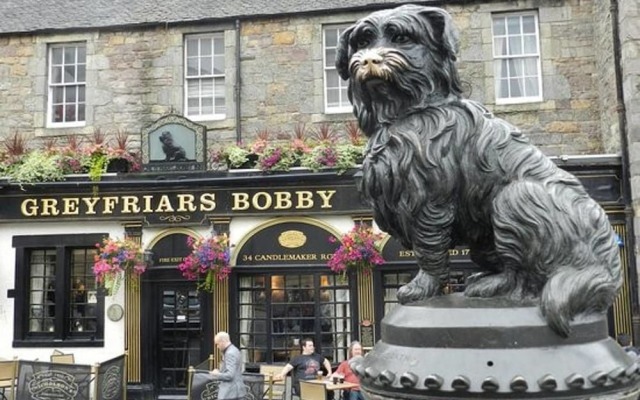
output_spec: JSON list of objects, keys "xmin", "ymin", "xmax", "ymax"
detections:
[{"xmin": 17, "ymin": 189, "xmax": 338, "ymax": 218}]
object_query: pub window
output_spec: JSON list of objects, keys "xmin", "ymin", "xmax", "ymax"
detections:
[
  {"xmin": 323, "ymin": 25, "xmax": 352, "ymax": 113},
  {"xmin": 13, "ymin": 234, "xmax": 105, "ymax": 347},
  {"xmin": 47, "ymin": 42, "xmax": 86, "ymax": 127},
  {"xmin": 238, "ymin": 273, "xmax": 352, "ymax": 364},
  {"xmin": 184, "ymin": 32, "xmax": 226, "ymax": 121}
]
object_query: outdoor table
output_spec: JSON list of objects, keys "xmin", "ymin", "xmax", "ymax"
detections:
[{"xmin": 318, "ymin": 379, "xmax": 359, "ymax": 398}]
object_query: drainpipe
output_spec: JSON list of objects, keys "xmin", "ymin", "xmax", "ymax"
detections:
[
  {"xmin": 610, "ymin": 0, "xmax": 639, "ymax": 339},
  {"xmin": 235, "ymin": 19, "xmax": 242, "ymax": 143}
]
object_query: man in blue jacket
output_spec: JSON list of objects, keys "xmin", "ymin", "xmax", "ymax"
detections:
[{"xmin": 210, "ymin": 331, "xmax": 247, "ymax": 400}]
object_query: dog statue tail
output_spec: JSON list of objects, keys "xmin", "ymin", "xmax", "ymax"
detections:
[{"xmin": 540, "ymin": 224, "xmax": 622, "ymax": 338}]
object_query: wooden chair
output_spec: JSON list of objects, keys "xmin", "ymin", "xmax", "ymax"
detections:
[
  {"xmin": 299, "ymin": 380, "xmax": 327, "ymax": 400},
  {"xmin": 259, "ymin": 364, "xmax": 285, "ymax": 400},
  {"xmin": 50, "ymin": 353, "xmax": 75, "ymax": 364},
  {"xmin": 0, "ymin": 358, "xmax": 18, "ymax": 400}
]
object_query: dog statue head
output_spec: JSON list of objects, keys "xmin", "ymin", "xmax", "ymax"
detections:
[{"xmin": 336, "ymin": 5, "xmax": 463, "ymax": 135}]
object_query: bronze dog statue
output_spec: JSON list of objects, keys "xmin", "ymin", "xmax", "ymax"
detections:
[{"xmin": 336, "ymin": 5, "xmax": 622, "ymax": 336}]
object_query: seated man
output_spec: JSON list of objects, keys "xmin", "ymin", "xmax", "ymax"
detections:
[
  {"xmin": 275, "ymin": 337, "xmax": 332, "ymax": 397},
  {"xmin": 332, "ymin": 341, "xmax": 364, "ymax": 400}
]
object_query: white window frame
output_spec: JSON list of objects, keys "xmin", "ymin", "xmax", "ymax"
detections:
[
  {"xmin": 323, "ymin": 25, "xmax": 352, "ymax": 114},
  {"xmin": 184, "ymin": 32, "xmax": 226, "ymax": 121},
  {"xmin": 47, "ymin": 43, "xmax": 86, "ymax": 128},
  {"xmin": 491, "ymin": 11, "xmax": 543, "ymax": 105}
]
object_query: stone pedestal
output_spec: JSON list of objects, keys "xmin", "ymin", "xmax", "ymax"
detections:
[{"xmin": 352, "ymin": 294, "xmax": 640, "ymax": 399}]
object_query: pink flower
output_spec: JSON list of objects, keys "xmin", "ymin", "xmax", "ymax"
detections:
[
  {"xmin": 327, "ymin": 225, "xmax": 385, "ymax": 278},
  {"xmin": 177, "ymin": 233, "xmax": 232, "ymax": 293},
  {"xmin": 93, "ymin": 237, "xmax": 147, "ymax": 295}
]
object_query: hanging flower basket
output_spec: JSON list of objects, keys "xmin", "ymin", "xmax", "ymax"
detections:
[
  {"xmin": 93, "ymin": 237, "xmax": 147, "ymax": 296},
  {"xmin": 177, "ymin": 233, "xmax": 232, "ymax": 293},
  {"xmin": 327, "ymin": 225, "xmax": 385, "ymax": 279}
]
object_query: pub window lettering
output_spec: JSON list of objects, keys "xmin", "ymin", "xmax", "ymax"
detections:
[{"xmin": 13, "ymin": 234, "xmax": 105, "ymax": 346}]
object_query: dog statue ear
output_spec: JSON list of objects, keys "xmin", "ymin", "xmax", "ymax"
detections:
[
  {"xmin": 418, "ymin": 8, "xmax": 460, "ymax": 61},
  {"xmin": 335, "ymin": 25, "xmax": 355, "ymax": 80}
]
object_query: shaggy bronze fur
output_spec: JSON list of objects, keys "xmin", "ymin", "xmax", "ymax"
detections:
[{"xmin": 336, "ymin": 5, "xmax": 622, "ymax": 336}]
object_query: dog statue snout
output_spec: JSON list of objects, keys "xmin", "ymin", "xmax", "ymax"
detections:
[{"xmin": 362, "ymin": 53, "xmax": 383, "ymax": 66}]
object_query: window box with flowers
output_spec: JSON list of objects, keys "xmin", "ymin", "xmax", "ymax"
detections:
[
  {"xmin": 327, "ymin": 225, "xmax": 385, "ymax": 279},
  {"xmin": 93, "ymin": 237, "xmax": 148, "ymax": 296},
  {"xmin": 177, "ymin": 233, "xmax": 232, "ymax": 293}
]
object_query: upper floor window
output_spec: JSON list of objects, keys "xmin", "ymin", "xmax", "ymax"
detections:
[
  {"xmin": 48, "ymin": 43, "xmax": 86, "ymax": 127},
  {"xmin": 184, "ymin": 33, "xmax": 226, "ymax": 121},
  {"xmin": 492, "ymin": 12, "xmax": 542, "ymax": 104},
  {"xmin": 13, "ymin": 234, "xmax": 105, "ymax": 347},
  {"xmin": 323, "ymin": 25, "xmax": 352, "ymax": 113}
]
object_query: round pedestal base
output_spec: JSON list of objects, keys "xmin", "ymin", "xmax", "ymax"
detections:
[{"xmin": 353, "ymin": 294, "xmax": 640, "ymax": 399}]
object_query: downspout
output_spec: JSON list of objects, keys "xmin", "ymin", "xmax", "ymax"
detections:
[
  {"xmin": 235, "ymin": 19, "xmax": 242, "ymax": 143},
  {"xmin": 610, "ymin": 0, "xmax": 639, "ymax": 336}
]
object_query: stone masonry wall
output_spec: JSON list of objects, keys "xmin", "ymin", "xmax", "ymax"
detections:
[{"xmin": 0, "ymin": 0, "xmax": 609, "ymax": 156}]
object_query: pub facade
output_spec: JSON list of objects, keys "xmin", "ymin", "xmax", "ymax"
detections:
[{"xmin": 0, "ymin": 155, "xmax": 634, "ymax": 397}]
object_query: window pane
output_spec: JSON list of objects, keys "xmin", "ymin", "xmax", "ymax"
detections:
[
  {"xmin": 64, "ymin": 65, "xmax": 76, "ymax": 83},
  {"xmin": 326, "ymin": 71, "xmax": 339, "ymax": 88},
  {"xmin": 508, "ymin": 36, "xmax": 522, "ymax": 55},
  {"xmin": 202, "ymin": 78, "xmax": 213, "ymax": 97},
  {"xmin": 186, "ymin": 39, "xmax": 199, "ymax": 57},
  {"xmin": 213, "ymin": 55, "xmax": 224, "ymax": 75},
  {"xmin": 202, "ymin": 97, "xmax": 213, "ymax": 115},
  {"xmin": 523, "ymin": 35, "xmax": 537, "ymax": 54},
  {"xmin": 52, "ymin": 105, "xmax": 64, "ymax": 122},
  {"xmin": 65, "ymin": 104, "xmax": 77, "ymax": 122},
  {"xmin": 52, "ymin": 47, "xmax": 63, "ymax": 65},
  {"xmin": 510, "ymin": 78, "xmax": 523, "ymax": 97},
  {"xmin": 187, "ymin": 97, "xmax": 199, "ymax": 115},
  {"xmin": 77, "ymin": 64, "xmax": 86, "ymax": 82},
  {"xmin": 327, "ymin": 88, "xmax": 339, "ymax": 108},
  {"xmin": 51, "ymin": 66, "xmax": 62, "ymax": 84},
  {"xmin": 508, "ymin": 59, "xmax": 522, "ymax": 77},
  {"xmin": 525, "ymin": 76, "xmax": 539, "ymax": 96},
  {"xmin": 187, "ymin": 57, "xmax": 198, "ymax": 76},
  {"xmin": 325, "ymin": 49, "xmax": 336, "ymax": 68},
  {"xmin": 66, "ymin": 86, "xmax": 77, "ymax": 102},
  {"xmin": 200, "ymin": 38, "xmax": 212, "ymax": 56},
  {"xmin": 64, "ymin": 46, "xmax": 76, "ymax": 64},
  {"xmin": 214, "ymin": 37, "xmax": 224, "ymax": 54},
  {"xmin": 52, "ymin": 87, "xmax": 64, "ymax": 103},
  {"xmin": 78, "ymin": 86, "xmax": 85, "ymax": 102},
  {"xmin": 78, "ymin": 103, "xmax": 85, "ymax": 121},
  {"xmin": 200, "ymin": 56, "xmax": 212, "ymax": 75},
  {"xmin": 522, "ymin": 15, "xmax": 536, "ymax": 33},
  {"xmin": 324, "ymin": 29, "xmax": 338, "ymax": 47},
  {"xmin": 494, "ymin": 37, "xmax": 506, "ymax": 56},
  {"xmin": 524, "ymin": 58, "xmax": 538, "ymax": 75},
  {"xmin": 499, "ymin": 78, "xmax": 509, "ymax": 98},
  {"xmin": 507, "ymin": 16, "xmax": 521, "ymax": 35},
  {"xmin": 493, "ymin": 18, "xmax": 506, "ymax": 36},
  {"xmin": 77, "ymin": 46, "xmax": 86, "ymax": 63}
]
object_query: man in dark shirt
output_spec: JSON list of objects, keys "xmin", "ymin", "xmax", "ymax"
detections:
[{"xmin": 275, "ymin": 337, "xmax": 332, "ymax": 396}]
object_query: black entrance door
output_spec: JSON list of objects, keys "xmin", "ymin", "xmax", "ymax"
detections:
[{"xmin": 142, "ymin": 279, "xmax": 209, "ymax": 398}]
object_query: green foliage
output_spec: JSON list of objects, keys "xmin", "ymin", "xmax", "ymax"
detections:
[
  {"xmin": 223, "ymin": 144, "xmax": 252, "ymax": 168},
  {"xmin": 5, "ymin": 150, "xmax": 65, "ymax": 185}
]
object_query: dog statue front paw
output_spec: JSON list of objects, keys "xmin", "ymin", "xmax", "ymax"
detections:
[{"xmin": 397, "ymin": 269, "xmax": 441, "ymax": 304}]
